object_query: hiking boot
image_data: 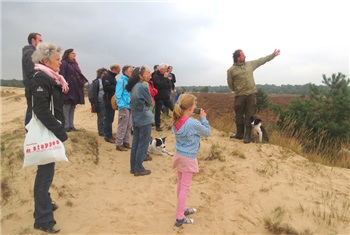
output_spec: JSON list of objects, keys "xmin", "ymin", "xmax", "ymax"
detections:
[
  {"xmin": 244, "ymin": 126, "xmax": 252, "ymax": 144},
  {"xmin": 156, "ymin": 127, "xmax": 163, "ymax": 132},
  {"xmin": 104, "ymin": 138, "xmax": 115, "ymax": 143},
  {"xmin": 52, "ymin": 201, "xmax": 59, "ymax": 212},
  {"xmin": 144, "ymin": 154, "xmax": 152, "ymax": 161},
  {"xmin": 230, "ymin": 124, "xmax": 244, "ymax": 139},
  {"xmin": 134, "ymin": 169, "xmax": 151, "ymax": 176},
  {"xmin": 116, "ymin": 145, "xmax": 128, "ymax": 151},
  {"xmin": 175, "ymin": 217, "xmax": 194, "ymax": 227},
  {"xmin": 123, "ymin": 142, "xmax": 131, "ymax": 149}
]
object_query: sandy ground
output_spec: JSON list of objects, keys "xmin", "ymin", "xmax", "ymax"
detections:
[{"xmin": 1, "ymin": 86, "xmax": 349, "ymax": 235}]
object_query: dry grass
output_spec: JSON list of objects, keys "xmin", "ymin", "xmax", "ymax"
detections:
[
  {"xmin": 267, "ymin": 121, "xmax": 350, "ymax": 169},
  {"xmin": 205, "ymin": 143, "xmax": 226, "ymax": 161},
  {"xmin": 264, "ymin": 206, "xmax": 313, "ymax": 235}
]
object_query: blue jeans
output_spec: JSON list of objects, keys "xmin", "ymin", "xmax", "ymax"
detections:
[
  {"xmin": 34, "ymin": 162, "xmax": 55, "ymax": 224},
  {"xmin": 154, "ymin": 97, "xmax": 174, "ymax": 128},
  {"xmin": 103, "ymin": 100, "xmax": 115, "ymax": 140},
  {"xmin": 130, "ymin": 124, "xmax": 152, "ymax": 172}
]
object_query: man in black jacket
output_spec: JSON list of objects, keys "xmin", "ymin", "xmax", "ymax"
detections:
[
  {"xmin": 102, "ymin": 64, "xmax": 121, "ymax": 143},
  {"xmin": 152, "ymin": 63, "xmax": 174, "ymax": 131},
  {"xmin": 22, "ymin": 32, "xmax": 42, "ymax": 126}
]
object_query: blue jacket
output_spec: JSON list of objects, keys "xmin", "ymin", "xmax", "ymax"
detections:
[
  {"xmin": 115, "ymin": 74, "xmax": 130, "ymax": 110},
  {"xmin": 173, "ymin": 117, "xmax": 210, "ymax": 158},
  {"xmin": 130, "ymin": 82, "xmax": 153, "ymax": 127}
]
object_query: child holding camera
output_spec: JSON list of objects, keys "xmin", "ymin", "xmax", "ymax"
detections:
[{"xmin": 172, "ymin": 94, "xmax": 211, "ymax": 227}]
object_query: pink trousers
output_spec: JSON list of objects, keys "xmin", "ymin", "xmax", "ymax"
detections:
[{"xmin": 176, "ymin": 171, "xmax": 193, "ymax": 220}]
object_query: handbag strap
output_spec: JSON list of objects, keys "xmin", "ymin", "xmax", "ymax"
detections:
[
  {"xmin": 30, "ymin": 71, "xmax": 55, "ymax": 117},
  {"xmin": 31, "ymin": 95, "xmax": 54, "ymax": 117}
]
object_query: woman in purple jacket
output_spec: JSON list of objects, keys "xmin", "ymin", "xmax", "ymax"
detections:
[{"xmin": 59, "ymin": 49, "xmax": 88, "ymax": 132}]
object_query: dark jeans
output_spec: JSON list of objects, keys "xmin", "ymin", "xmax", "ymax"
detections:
[
  {"xmin": 25, "ymin": 89, "xmax": 32, "ymax": 127},
  {"xmin": 25, "ymin": 105, "xmax": 32, "ymax": 127},
  {"xmin": 154, "ymin": 97, "xmax": 174, "ymax": 128},
  {"xmin": 34, "ymin": 162, "xmax": 55, "ymax": 224},
  {"xmin": 97, "ymin": 102, "xmax": 105, "ymax": 135},
  {"xmin": 234, "ymin": 93, "xmax": 257, "ymax": 126},
  {"xmin": 103, "ymin": 100, "xmax": 115, "ymax": 140},
  {"xmin": 130, "ymin": 124, "xmax": 152, "ymax": 172}
]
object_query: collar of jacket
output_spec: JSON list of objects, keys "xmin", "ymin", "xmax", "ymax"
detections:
[{"xmin": 108, "ymin": 70, "xmax": 117, "ymax": 77}]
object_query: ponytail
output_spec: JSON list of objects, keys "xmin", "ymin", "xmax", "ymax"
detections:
[{"xmin": 172, "ymin": 93, "xmax": 196, "ymax": 126}]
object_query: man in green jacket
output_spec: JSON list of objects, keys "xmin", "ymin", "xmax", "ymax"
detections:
[{"xmin": 227, "ymin": 49, "xmax": 280, "ymax": 143}]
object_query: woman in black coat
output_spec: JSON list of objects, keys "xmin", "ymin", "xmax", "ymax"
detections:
[
  {"xmin": 30, "ymin": 42, "xmax": 69, "ymax": 233},
  {"xmin": 59, "ymin": 48, "xmax": 88, "ymax": 132}
]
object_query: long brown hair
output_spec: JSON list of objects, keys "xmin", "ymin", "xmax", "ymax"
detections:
[
  {"xmin": 172, "ymin": 93, "xmax": 196, "ymax": 126},
  {"xmin": 62, "ymin": 48, "xmax": 74, "ymax": 60}
]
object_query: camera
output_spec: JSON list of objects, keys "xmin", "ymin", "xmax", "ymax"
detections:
[{"xmin": 193, "ymin": 108, "xmax": 201, "ymax": 114}]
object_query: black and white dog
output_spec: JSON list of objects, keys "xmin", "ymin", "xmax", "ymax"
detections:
[
  {"xmin": 148, "ymin": 137, "xmax": 174, "ymax": 156},
  {"xmin": 249, "ymin": 116, "xmax": 269, "ymax": 143}
]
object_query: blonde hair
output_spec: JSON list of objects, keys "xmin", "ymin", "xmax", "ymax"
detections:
[{"xmin": 173, "ymin": 93, "xmax": 196, "ymax": 126}]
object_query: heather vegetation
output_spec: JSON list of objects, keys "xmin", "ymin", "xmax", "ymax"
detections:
[{"xmin": 270, "ymin": 73, "xmax": 350, "ymax": 167}]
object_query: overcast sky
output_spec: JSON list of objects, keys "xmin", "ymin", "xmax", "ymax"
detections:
[{"xmin": 1, "ymin": 0, "xmax": 349, "ymax": 87}]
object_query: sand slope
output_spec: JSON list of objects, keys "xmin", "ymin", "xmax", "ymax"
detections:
[{"xmin": 1, "ymin": 87, "xmax": 349, "ymax": 235}]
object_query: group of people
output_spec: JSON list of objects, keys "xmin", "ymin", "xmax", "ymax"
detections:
[
  {"xmin": 90, "ymin": 62, "xmax": 178, "ymax": 151},
  {"xmin": 21, "ymin": 31, "xmax": 280, "ymax": 233},
  {"xmin": 23, "ymin": 34, "xmax": 88, "ymax": 134}
]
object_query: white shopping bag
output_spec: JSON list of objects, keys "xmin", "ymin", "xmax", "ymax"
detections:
[{"xmin": 23, "ymin": 116, "xmax": 68, "ymax": 168}]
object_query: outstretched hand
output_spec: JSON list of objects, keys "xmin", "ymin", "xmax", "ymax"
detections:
[{"xmin": 274, "ymin": 49, "xmax": 280, "ymax": 56}]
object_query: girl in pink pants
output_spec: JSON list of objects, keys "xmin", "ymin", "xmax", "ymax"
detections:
[{"xmin": 172, "ymin": 94, "xmax": 211, "ymax": 227}]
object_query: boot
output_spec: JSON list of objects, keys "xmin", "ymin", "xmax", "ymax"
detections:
[
  {"xmin": 243, "ymin": 126, "xmax": 251, "ymax": 144},
  {"xmin": 230, "ymin": 124, "xmax": 244, "ymax": 139}
]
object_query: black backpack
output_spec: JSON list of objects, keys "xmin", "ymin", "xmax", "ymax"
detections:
[{"xmin": 88, "ymin": 79, "xmax": 99, "ymax": 104}]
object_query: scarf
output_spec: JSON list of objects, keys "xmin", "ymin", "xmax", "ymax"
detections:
[{"xmin": 34, "ymin": 63, "xmax": 69, "ymax": 93}]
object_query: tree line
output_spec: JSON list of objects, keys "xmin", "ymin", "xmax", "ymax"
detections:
[{"xmin": 1, "ymin": 79, "xmax": 327, "ymax": 95}]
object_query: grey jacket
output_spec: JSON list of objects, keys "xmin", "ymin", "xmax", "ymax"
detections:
[{"xmin": 130, "ymin": 82, "xmax": 154, "ymax": 127}]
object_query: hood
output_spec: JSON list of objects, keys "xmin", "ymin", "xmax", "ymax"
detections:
[{"xmin": 22, "ymin": 44, "xmax": 35, "ymax": 54}]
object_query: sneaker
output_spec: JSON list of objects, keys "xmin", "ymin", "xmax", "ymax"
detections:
[
  {"xmin": 34, "ymin": 221, "xmax": 60, "ymax": 234},
  {"xmin": 184, "ymin": 208, "xmax": 197, "ymax": 216},
  {"xmin": 175, "ymin": 217, "xmax": 194, "ymax": 227},
  {"xmin": 156, "ymin": 127, "xmax": 163, "ymax": 132},
  {"xmin": 116, "ymin": 145, "xmax": 128, "ymax": 151},
  {"xmin": 134, "ymin": 169, "xmax": 151, "ymax": 176},
  {"xmin": 123, "ymin": 142, "xmax": 131, "ymax": 149},
  {"xmin": 130, "ymin": 169, "xmax": 135, "ymax": 174}
]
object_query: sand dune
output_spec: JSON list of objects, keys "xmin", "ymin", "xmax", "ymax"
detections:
[{"xmin": 1, "ymin": 86, "xmax": 349, "ymax": 234}]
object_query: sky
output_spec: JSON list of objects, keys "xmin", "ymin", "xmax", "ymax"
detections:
[{"xmin": 1, "ymin": 0, "xmax": 349, "ymax": 87}]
